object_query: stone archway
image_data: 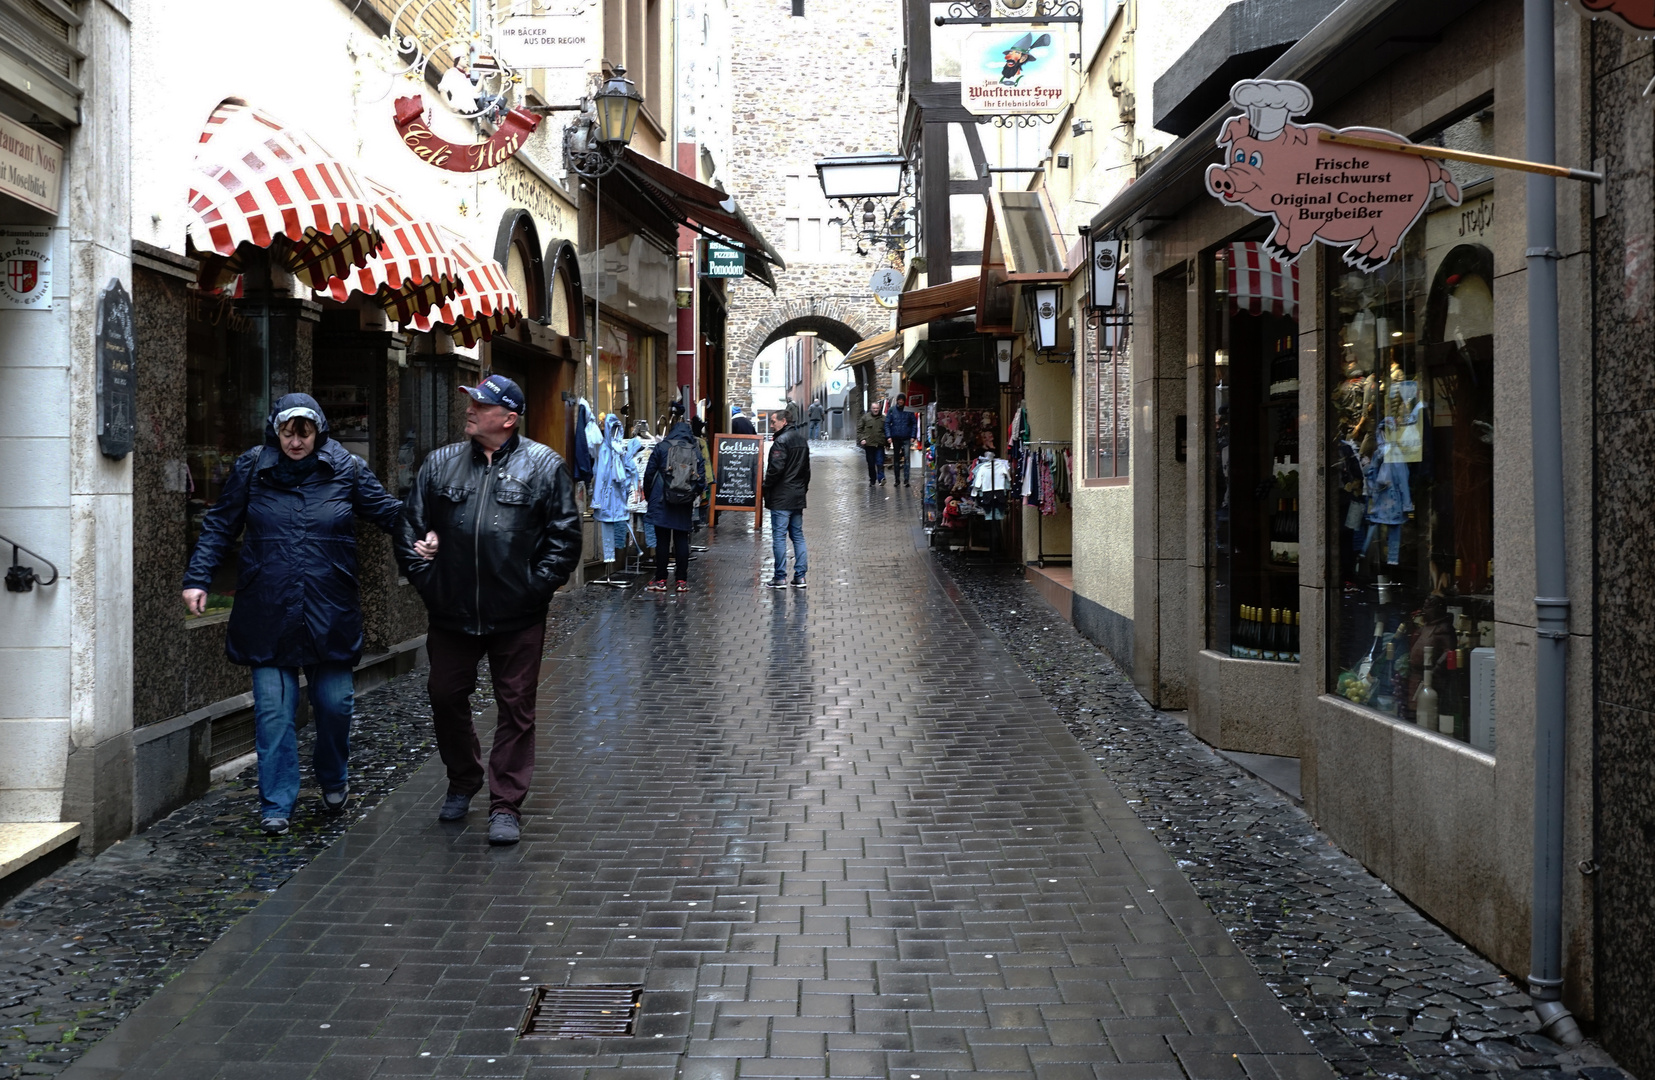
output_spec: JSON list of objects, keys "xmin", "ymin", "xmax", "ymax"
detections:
[{"xmin": 728, "ymin": 293, "xmax": 892, "ymax": 412}]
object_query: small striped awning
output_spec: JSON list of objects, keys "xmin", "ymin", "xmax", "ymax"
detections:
[
  {"xmin": 409, "ymin": 235, "xmax": 522, "ymax": 347},
  {"xmin": 1227, "ymin": 241, "xmax": 1299, "ymax": 321},
  {"xmin": 325, "ymin": 179, "xmax": 460, "ymax": 323},
  {"xmin": 186, "ymin": 98, "xmax": 380, "ymax": 291}
]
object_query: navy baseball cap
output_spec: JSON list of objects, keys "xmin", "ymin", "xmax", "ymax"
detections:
[{"xmin": 459, "ymin": 375, "xmax": 525, "ymax": 413}]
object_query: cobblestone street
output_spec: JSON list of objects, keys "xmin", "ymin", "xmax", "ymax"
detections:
[{"xmin": 8, "ymin": 446, "xmax": 1621, "ymax": 1080}]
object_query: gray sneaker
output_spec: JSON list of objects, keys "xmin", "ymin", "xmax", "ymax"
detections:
[
  {"xmin": 438, "ymin": 792, "xmax": 474, "ymax": 821},
  {"xmin": 260, "ymin": 817, "xmax": 289, "ymax": 836},
  {"xmin": 487, "ymin": 812, "xmax": 521, "ymax": 845},
  {"xmin": 322, "ymin": 786, "xmax": 349, "ymax": 814}
]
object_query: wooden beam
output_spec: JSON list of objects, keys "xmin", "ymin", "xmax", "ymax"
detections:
[{"xmin": 1316, "ymin": 130, "xmax": 1603, "ymax": 183}]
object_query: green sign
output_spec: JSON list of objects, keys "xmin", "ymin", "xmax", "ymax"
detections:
[{"xmin": 705, "ymin": 242, "xmax": 745, "ymax": 278}]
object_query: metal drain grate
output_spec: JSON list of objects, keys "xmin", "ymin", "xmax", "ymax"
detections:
[{"xmin": 518, "ymin": 984, "xmax": 643, "ymax": 1039}]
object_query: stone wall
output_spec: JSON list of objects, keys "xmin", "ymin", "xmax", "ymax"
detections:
[{"xmin": 725, "ymin": 0, "xmax": 902, "ymax": 412}]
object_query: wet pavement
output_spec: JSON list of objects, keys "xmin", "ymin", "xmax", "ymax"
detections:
[{"xmin": 59, "ymin": 444, "xmax": 1333, "ymax": 1080}]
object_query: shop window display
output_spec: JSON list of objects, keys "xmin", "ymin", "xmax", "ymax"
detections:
[
  {"xmin": 1083, "ymin": 304, "xmax": 1130, "ymax": 481},
  {"xmin": 1326, "ymin": 218, "xmax": 1495, "ymax": 752},
  {"xmin": 1206, "ymin": 242, "xmax": 1302, "ymax": 661},
  {"xmin": 184, "ymin": 288, "xmax": 266, "ymax": 615}
]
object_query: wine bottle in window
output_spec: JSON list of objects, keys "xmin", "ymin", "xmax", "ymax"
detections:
[
  {"xmin": 1291, "ymin": 610, "xmax": 1301, "ymax": 663},
  {"xmin": 1416, "ymin": 645, "xmax": 1440, "ymax": 730},
  {"xmin": 1376, "ymin": 640, "xmax": 1397, "ymax": 712},
  {"xmin": 1234, "ymin": 606, "xmax": 1247, "ymax": 658},
  {"xmin": 1263, "ymin": 609, "xmax": 1277, "ymax": 661}
]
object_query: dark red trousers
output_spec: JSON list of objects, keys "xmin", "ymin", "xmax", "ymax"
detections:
[{"xmin": 427, "ymin": 621, "xmax": 546, "ymax": 818}]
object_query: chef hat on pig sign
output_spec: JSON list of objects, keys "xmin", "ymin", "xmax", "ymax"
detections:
[{"xmin": 1230, "ymin": 79, "xmax": 1314, "ymax": 141}]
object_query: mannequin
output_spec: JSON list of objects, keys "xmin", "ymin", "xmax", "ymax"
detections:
[{"xmin": 590, "ymin": 413, "xmax": 635, "ymax": 587}]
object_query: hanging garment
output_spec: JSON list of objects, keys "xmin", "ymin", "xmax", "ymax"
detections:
[
  {"xmin": 1038, "ymin": 451, "xmax": 1057, "ymax": 516},
  {"xmin": 572, "ymin": 401, "xmax": 596, "ymax": 483}
]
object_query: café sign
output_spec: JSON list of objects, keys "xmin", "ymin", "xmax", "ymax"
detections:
[
  {"xmin": 394, "ymin": 95, "xmax": 541, "ymax": 173},
  {"xmin": 1205, "ymin": 79, "xmax": 1461, "ymax": 271},
  {"xmin": 1566, "ymin": 0, "xmax": 1655, "ymax": 34},
  {"xmin": 0, "ymin": 113, "xmax": 60, "ymax": 215}
]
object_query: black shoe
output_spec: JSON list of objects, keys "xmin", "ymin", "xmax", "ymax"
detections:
[
  {"xmin": 766, "ymin": 577, "xmax": 789, "ymax": 589},
  {"xmin": 261, "ymin": 816, "xmax": 290, "ymax": 835},
  {"xmin": 792, "ymin": 575, "xmax": 807, "ymax": 589},
  {"xmin": 322, "ymin": 786, "xmax": 349, "ymax": 814},
  {"xmin": 438, "ymin": 792, "xmax": 473, "ymax": 821},
  {"xmin": 488, "ymin": 812, "xmax": 521, "ymax": 845}
]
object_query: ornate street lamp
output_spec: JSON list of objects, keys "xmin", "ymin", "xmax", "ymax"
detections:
[
  {"xmin": 565, "ymin": 67, "xmax": 644, "ymax": 179},
  {"xmin": 815, "ymin": 153, "xmax": 915, "ymax": 259}
]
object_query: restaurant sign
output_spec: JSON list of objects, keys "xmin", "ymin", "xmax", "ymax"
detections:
[
  {"xmin": 394, "ymin": 95, "xmax": 541, "ymax": 173},
  {"xmin": 1205, "ymin": 79, "xmax": 1461, "ymax": 271},
  {"xmin": 705, "ymin": 242, "xmax": 745, "ymax": 278},
  {"xmin": 0, "ymin": 113, "xmax": 60, "ymax": 215},
  {"xmin": 960, "ymin": 29, "xmax": 1071, "ymax": 116}
]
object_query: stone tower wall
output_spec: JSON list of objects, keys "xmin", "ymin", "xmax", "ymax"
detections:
[{"xmin": 725, "ymin": 0, "xmax": 903, "ymax": 413}]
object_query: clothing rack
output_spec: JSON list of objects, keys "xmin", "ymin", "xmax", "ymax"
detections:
[{"xmin": 1021, "ymin": 439, "xmax": 1072, "ymax": 568}]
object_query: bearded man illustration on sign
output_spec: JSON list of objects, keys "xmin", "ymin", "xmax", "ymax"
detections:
[{"xmin": 999, "ymin": 32, "xmax": 1051, "ymax": 86}]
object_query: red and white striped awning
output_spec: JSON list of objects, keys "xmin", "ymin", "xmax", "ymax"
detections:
[
  {"xmin": 185, "ymin": 98, "xmax": 380, "ymax": 291},
  {"xmin": 324, "ymin": 179, "xmax": 460, "ymax": 323},
  {"xmin": 1227, "ymin": 241, "xmax": 1299, "ymax": 321},
  {"xmin": 408, "ymin": 235, "xmax": 521, "ymax": 347}
]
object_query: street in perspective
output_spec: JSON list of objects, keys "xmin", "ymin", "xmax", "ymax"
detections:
[{"xmin": 0, "ymin": 0, "xmax": 1650, "ymax": 1076}]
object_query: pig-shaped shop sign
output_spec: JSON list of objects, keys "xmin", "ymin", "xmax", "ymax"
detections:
[{"xmin": 1205, "ymin": 80, "xmax": 1460, "ymax": 271}]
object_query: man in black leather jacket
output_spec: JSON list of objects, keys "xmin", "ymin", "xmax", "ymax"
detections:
[
  {"xmin": 403, "ymin": 375, "xmax": 581, "ymax": 845},
  {"xmin": 763, "ymin": 404, "xmax": 811, "ymax": 588}
]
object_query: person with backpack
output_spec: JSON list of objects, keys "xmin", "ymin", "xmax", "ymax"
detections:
[
  {"xmin": 643, "ymin": 400, "xmax": 706, "ymax": 593},
  {"xmin": 182, "ymin": 394, "xmax": 416, "ymax": 835},
  {"xmin": 764, "ymin": 403, "xmax": 811, "ymax": 588}
]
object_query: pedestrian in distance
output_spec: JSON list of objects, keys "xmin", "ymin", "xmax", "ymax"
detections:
[
  {"xmin": 402, "ymin": 376, "xmax": 582, "ymax": 846},
  {"xmin": 884, "ymin": 394, "xmax": 919, "ymax": 487},
  {"xmin": 731, "ymin": 407, "xmax": 758, "ymax": 436},
  {"xmin": 643, "ymin": 400, "xmax": 707, "ymax": 593},
  {"xmin": 808, "ymin": 399, "xmax": 825, "ymax": 441},
  {"xmin": 764, "ymin": 403, "xmax": 811, "ymax": 589},
  {"xmin": 183, "ymin": 394, "xmax": 416, "ymax": 836},
  {"xmin": 856, "ymin": 400, "xmax": 887, "ymax": 485}
]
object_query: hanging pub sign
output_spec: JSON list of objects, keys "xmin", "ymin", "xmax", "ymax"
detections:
[
  {"xmin": 960, "ymin": 29, "xmax": 1071, "ymax": 116},
  {"xmin": 95, "ymin": 279, "xmax": 136, "ymax": 459},
  {"xmin": 1089, "ymin": 236, "xmax": 1121, "ymax": 311},
  {"xmin": 1205, "ymin": 79, "xmax": 1461, "ymax": 271},
  {"xmin": 1565, "ymin": 0, "xmax": 1655, "ymax": 35},
  {"xmin": 0, "ymin": 229, "xmax": 51, "ymax": 309},
  {"xmin": 393, "ymin": 95, "xmax": 541, "ymax": 173}
]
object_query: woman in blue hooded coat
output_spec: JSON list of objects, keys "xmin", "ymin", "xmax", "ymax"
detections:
[{"xmin": 183, "ymin": 393, "xmax": 416, "ymax": 835}]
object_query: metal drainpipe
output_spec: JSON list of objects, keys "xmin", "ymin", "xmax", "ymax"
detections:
[{"xmin": 1524, "ymin": 0, "xmax": 1583, "ymax": 1047}]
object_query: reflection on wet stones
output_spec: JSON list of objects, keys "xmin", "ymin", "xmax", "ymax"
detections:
[{"xmin": 933, "ymin": 552, "xmax": 1625, "ymax": 1080}]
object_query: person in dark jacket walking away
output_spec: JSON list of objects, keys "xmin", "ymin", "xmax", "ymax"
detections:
[
  {"xmin": 643, "ymin": 400, "xmax": 706, "ymax": 592},
  {"xmin": 731, "ymin": 407, "xmax": 757, "ymax": 436},
  {"xmin": 856, "ymin": 401, "xmax": 887, "ymax": 485},
  {"xmin": 183, "ymin": 394, "xmax": 415, "ymax": 835},
  {"xmin": 884, "ymin": 394, "xmax": 919, "ymax": 486},
  {"xmin": 807, "ymin": 399, "xmax": 825, "ymax": 441},
  {"xmin": 764, "ymin": 404, "xmax": 811, "ymax": 588},
  {"xmin": 403, "ymin": 376, "xmax": 582, "ymax": 845}
]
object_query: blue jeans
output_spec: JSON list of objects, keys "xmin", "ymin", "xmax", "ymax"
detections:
[
  {"xmin": 890, "ymin": 438, "xmax": 911, "ymax": 483},
  {"xmin": 251, "ymin": 663, "xmax": 355, "ymax": 819},
  {"xmin": 598, "ymin": 518, "xmax": 628, "ymax": 562},
  {"xmin": 641, "ymin": 518, "xmax": 657, "ymax": 550},
  {"xmin": 769, "ymin": 508, "xmax": 808, "ymax": 580},
  {"xmin": 809, "ymin": 420, "xmax": 822, "ymax": 440}
]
